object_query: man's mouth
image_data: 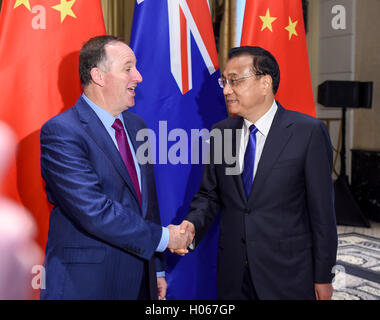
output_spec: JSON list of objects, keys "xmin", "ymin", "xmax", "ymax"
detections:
[
  {"xmin": 226, "ymin": 98, "xmax": 238, "ymax": 104},
  {"xmin": 127, "ymin": 86, "xmax": 136, "ymax": 94}
]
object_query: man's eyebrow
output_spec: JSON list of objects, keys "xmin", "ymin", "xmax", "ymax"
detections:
[
  {"xmin": 222, "ymin": 72, "xmax": 238, "ymax": 78},
  {"xmin": 124, "ymin": 57, "xmax": 137, "ymax": 65}
]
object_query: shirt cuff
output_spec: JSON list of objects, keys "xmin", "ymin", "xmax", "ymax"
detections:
[
  {"xmin": 156, "ymin": 271, "xmax": 165, "ymax": 278},
  {"xmin": 156, "ymin": 226, "xmax": 169, "ymax": 252}
]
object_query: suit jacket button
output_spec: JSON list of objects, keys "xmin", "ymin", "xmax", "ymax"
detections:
[
  {"xmin": 241, "ymin": 238, "xmax": 246, "ymax": 244},
  {"xmin": 244, "ymin": 260, "xmax": 249, "ymax": 266},
  {"xmin": 244, "ymin": 208, "xmax": 250, "ymax": 215}
]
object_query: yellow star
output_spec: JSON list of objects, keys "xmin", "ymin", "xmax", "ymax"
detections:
[
  {"xmin": 52, "ymin": 0, "xmax": 77, "ymax": 23},
  {"xmin": 13, "ymin": 0, "xmax": 31, "ymax": 11},
  {"xmin": 285, "ymin": 17, "xmax": 298, "ymax": 40},
  {"xmin": 259, "ymin": 8, "xmax": 277, "ymax": 32}
]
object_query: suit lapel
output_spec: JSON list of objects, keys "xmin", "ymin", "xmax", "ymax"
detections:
[
  {"xmin": 224, "ymin": 116, "xmax": 247, "ymax": 203},
  {"xmin": 247, "ymin": 103, "xmax": 293, "ymax": 205},
  {"xmin": 74, "ymin": 97, "xmax": 140, "ymax": 207}
]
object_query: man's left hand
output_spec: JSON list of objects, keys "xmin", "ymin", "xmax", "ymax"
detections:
[
  {"xmin": 314, "ymin": 283, "xmax": 334, "ymax": 300},
  {"xmin": 157, "ymin": 276, "xmax": 167, "ymax": 300}
]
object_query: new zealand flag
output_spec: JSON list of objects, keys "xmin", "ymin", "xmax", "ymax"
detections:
[{"xmin": 130, "ymin": 0, "xmax": 227, "ymax": 299}]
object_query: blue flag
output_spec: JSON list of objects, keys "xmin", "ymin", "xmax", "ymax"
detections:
[{"xmin": 130, "ymin": 0, "xmax": 227, "ymax": 299}]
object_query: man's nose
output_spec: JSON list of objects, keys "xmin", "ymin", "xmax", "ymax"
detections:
[
  {"xmin": 134, "ymin": 68, "xmax": 143, "ymax": 83},
  {"xmin": 223, "ymin": 83, "xmax": 233, "ymax": 95}
]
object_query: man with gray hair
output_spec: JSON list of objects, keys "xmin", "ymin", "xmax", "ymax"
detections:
[{"xmin": 40, "ymin": 35, "xmax": 191, "ymax": 300}]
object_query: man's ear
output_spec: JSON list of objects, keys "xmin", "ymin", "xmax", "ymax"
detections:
[
  {"xmin": 89, "ymin": 67, "xmax": 105, "ymax": 87},
  {"xmin": 262, "ymin": 75, "xmax": 273, "ymax": 94}
]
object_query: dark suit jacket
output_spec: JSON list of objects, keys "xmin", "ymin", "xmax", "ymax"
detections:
[
  {"xmin": 40, "ymin": 96, "xmax": 164, "ymax": 300},
  {"xmin": 186, "ymin": 102, "xmax": 338, "ymax": 300}
]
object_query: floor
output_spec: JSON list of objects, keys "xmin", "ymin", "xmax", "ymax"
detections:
[
  {"xmin": 333, "ymin": 220, "xmax": 380, "ymax": 300},
  {"xmin": 337, "ymin": 221, "xmax": 380, "ymax": 238}
]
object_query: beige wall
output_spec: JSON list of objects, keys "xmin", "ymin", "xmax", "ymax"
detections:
[
  {"xmin": 307, "ymin": 0, "xmax": 344, "ymax": 177},
  {"xmin": 307, "ymin": 0, "xmax": 380, "ymax": 180},
  {"xmin": 353, "ymin": 0, "xmax": 380, "ymax": 150}
]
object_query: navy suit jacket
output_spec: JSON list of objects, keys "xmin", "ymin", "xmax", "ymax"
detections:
[
  {"xmin": 40, "ymin": 96, "xmax": 164, "ymax": 299},
  {"xmin": 186, "ymin": 103, "xmax": 338, "ymax": 299}
]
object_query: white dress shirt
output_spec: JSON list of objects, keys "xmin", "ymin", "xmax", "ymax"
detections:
[{"xmin": 238, "ymin": 100, "xmax": 278, "ymax": 176}]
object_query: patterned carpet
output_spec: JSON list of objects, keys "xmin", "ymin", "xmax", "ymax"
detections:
[{"xmin": 333, "ymin": 233, "xmax": 380, "ymax": 300}]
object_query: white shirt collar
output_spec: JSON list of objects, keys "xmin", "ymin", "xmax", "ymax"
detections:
[{"xmin": 243, "ymin": 100, "xmax": 278, "ymax": 137}]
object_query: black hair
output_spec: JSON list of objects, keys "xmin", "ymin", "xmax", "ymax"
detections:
[{"xmin": 228, "ymin": 46, "xmax": 280, "ymax": 94}]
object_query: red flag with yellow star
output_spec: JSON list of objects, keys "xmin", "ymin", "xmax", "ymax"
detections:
[
  {"xmin": 0, "ymin": 0, "xmax": 105, "ymax": 249},
  {"xmin": 241, "ymin": 0, "xmax": 315, "ymax": 116}
]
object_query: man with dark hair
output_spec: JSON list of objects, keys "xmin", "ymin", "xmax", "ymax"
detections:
[
  {"xmin": 174, "ymin": 46, "xmax": 338, "ymax": 300},
  {"xmin": 40, "ymin": 35, "xmax": 191, "ymax": 300}
]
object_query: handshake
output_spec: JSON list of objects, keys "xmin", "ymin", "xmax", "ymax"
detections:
[{"xmin": 166, "ymin": 220, "xmax": 195, "ymax": 256}]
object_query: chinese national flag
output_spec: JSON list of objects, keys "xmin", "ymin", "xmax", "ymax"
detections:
[
  {"xmin": 0, "ymin": 0, "xmax": 105, "ymax": 249},
  {"xmin": 241, "ymin": 0, "xmax": 315, "ymax": 116}
]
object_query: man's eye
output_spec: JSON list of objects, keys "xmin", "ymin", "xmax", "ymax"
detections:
[{"xmin": 230, "ymin": 79, "xmax": 238, "ymax": 84}]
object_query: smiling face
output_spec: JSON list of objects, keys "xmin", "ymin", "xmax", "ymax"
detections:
[
  {"xmin": 100, "ymin": 42, "xmax": 142, "ymax": 115},
  {"xmin": 222, "ymin": 54, "xmax": 273, "ymax": 120}
]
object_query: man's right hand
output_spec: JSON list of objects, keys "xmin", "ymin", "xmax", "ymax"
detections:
[
  {"xmin": 168, "ymin": 220, "xmax": 195, "ymax": 256},
  {"xmin": 167, "ymin": 223, "xmax": 193, "ymax": 255}
]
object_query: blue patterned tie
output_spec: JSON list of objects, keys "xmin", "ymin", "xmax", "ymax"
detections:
[{"xmin": 242, "ymin": 125, "xmax": 258, "ymax": 198}]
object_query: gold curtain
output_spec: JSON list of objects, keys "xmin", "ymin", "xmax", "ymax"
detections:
[
  {"xmin": 217, "ymin": 0, "xmax": 237, "ymax": 71},
  {"xmin": 101, "ymin": 0, "xmax": 135, "ymax": 44}
]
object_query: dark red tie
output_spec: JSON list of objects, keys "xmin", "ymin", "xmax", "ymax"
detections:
[{"xmin": 112, "ymin": 119, "xmax": 141, "ymax": 207}]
